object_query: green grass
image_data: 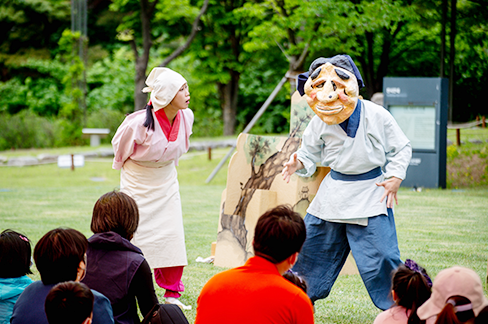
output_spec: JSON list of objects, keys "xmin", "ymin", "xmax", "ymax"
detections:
[{"xmin": 1, "ymin": 144, "xmax": 488, "ymax": 323}]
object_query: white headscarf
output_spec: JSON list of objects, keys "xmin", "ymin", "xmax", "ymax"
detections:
[{"xmin": 142, "ymin": 67, "xmax": 187, "ymax": 111}]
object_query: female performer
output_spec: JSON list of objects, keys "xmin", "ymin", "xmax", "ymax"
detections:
[{"xmin": 112, "ymin": 67, "xmax": 193, "ymax": 310}]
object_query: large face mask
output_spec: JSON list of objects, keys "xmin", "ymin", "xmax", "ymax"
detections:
[{"xmin": 304, "ymin": 62, "xmax": 359, "ymax": 125}]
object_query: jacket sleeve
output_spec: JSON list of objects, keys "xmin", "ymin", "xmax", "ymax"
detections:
[
  {"xmin": 91, "ymin": 290, "xmax": 114, "ymax": 324},
  {"xmin": 130, "ymin": 260, "xmax": 159, "ymax": 319}
]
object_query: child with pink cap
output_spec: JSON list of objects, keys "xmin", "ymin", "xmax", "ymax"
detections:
[{"xmin": 417, "ymin": 266, "xmax": 488, "ymax": 324}]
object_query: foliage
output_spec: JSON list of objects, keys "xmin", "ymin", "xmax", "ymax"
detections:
[
  {"xmin": 238, "ymin": 0, "xmax": 350, "ymax": 70},
  {"xmin": 236, "ymin": 55, "xmax": 290, "ymax": 134},
  {"xmin": 0, "ymin": 0, "xmax": 70, "ymax": 83},
  {"xmin": 110, "ymin": 0, "xmax": 199, "ymax": 48},
  {"xmin": 58, "ymin": 29, "xmax": 86, "ymax": 119},
  {"xmin": 2, "ymin": 0, "xmax": 488, "ymax": 145},
  {"xmin": 0, "ymin": 58, "xmax": 67, "ymax": 116},
  {"xmin": 86, "ymin": 47, "xmax": 135, "ymax": 114},
  {"xmin": 0, "ymin": 111, "xmax": 59, "ymax": 150},
  {"xmin": 451, "ymin": 0, "xmax": 488, "ymax": 121},
  {"xmin": 190, "ymin": 0, "xmax": 253, "ymax": 83},
  {"xmin": 446, "ymin": 128, "xmax": 488, "ymax": 188}
]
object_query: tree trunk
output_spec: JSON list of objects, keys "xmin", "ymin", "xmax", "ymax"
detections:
[
  {"xmin": 131, "ymin": 0, "xmax": 154, "ymax": 111},
  {"xmin": 218, "ymin": 70, "xmax": 240, "ymax": 135},
  {"xmin": 448, "ymin": 0, "xmax": 457, "ymax": 122},
  {"xmin": 374, "ymin": 29, "xmax": 394, "ymax": 96},
  {"xmin": 134, "ymin": 57, "xmax": 148, "ymax": 111},
  {"xmin": 360, "ymin": 31, "xmax": 376, "ymax": 98},
  {"xmin": 440, "ymin": 0, "xmax": 447, "ymax": 77}
]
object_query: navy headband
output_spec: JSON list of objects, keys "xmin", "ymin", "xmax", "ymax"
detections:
[{"xmin": 297, "ymin": 54, "xmax": 364, "ymax": 96}]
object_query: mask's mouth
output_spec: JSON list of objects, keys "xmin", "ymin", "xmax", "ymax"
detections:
[{"xmin": 315, "ymin": 104, "xmax": 344, "ymax": 115}]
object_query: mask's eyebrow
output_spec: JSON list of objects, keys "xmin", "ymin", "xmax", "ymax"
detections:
[
  {"xmin": 311, "ymin": 67, "xmax": 322, "ymax": 80},
  {"xmin": 335, "ymin": 69, "xmax": 350, "ymax": 80}
]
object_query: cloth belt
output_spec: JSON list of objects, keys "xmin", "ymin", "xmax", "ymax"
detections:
[{"xmin": 330, "ymin": 166, "xmax": 382, "ymax": 181}]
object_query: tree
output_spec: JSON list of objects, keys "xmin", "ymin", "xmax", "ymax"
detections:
[
  {"xmin": 190, "ymin": 0, "xmax": 258, "ymax": 135},
  {"xmin": 110, "ymin": 0, "xmax": 209, "ymax": 111},
  {"xmin": 342, "ymin": 0, "xmax": 428, "ymax": 98},
  {"xmin": 0, "ymin": 0, "xmax": 70, "ymax": 81},
  {"xmin": 450, "ymin": 0, "xmax": 488, "ymax": 121},
  {"xmin": 237, "ymin": 0, "xmax": 324, "ymax": 94}
]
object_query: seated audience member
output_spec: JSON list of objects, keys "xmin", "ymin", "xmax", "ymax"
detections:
[
  {"xmin": 11, "ymin": 228, "xmax": 114, "ymax": 324},
  {"xmin": 417, "ymin": 266, "xmax": 488, "ymax": 324},
  {"xmin": 374, "ymin": 259, "xmax": 432, "ymax": 324},
  {"xmin": 45, "ymin": 281, "xmax": 94, "ymax": 324},
  {"xmin": 195, "ymin": 205, "xmax": 314, "ymax": 324},
  {"xmin": 81, "ymin": 191, "xmax": 159, "ymax": 324},
  {"xmin": 0, "ymin": 230, "xmax": 33, "ymax": 324}
]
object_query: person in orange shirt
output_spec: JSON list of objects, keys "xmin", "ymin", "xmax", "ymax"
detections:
[{"xmin": 195, "ymin": 205, "xmax": 314, "ymax": 324}]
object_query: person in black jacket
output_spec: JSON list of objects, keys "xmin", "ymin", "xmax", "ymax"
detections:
[{"xmin": 82, "ymin": 191, "xmax": 159, "ymax": 324}]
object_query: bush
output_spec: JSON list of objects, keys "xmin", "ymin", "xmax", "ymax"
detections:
[{"xmin": 0, "ymin": 111, "xmax": 59, "ymax": 150}]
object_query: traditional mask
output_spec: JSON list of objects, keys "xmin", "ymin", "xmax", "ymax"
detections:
[{"xmin": 304, "ymin": 56, "xmax": 361, "ymax": 125}]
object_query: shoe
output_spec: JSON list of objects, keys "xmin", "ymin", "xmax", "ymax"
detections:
[{"xmin": 165, "ymin": 297, "xmax": 192, "ymax": 310}]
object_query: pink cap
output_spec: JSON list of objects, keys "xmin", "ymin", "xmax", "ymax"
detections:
[{"xmin": 417, "ymin": 266, "xmax": 488, "ymax": 320}]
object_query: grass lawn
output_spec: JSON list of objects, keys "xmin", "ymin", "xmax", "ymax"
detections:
[{"xmin": 1, "ymin": 142, "xmax": 488, "ymax": 323}]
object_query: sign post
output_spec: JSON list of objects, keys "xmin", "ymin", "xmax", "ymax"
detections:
[{"xmin": 383, "ymin": 77, "xmax": 448, "ymax": 188}]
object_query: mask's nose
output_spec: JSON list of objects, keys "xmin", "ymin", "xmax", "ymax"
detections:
[{"xmin": 316, "ymin": 80, "xmax": 338, "ymax": 104}]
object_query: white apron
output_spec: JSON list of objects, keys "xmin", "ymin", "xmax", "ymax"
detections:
[{"xmin": 121, "ymin": 159, "xmax": 188, "ymax": 269}]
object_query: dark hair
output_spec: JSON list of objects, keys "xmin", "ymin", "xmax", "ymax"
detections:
[
  {"xmin": 283, "ymin": 270, "xmax": 308, "ymax": 293},
  {"xmin": 0, "ymin": 229, "xmax": 32, "ymax": 278},
  {"xmin": 475, "ymin": 306, "xmax": 488, "ymax": 324},
  {"xmin": 392, "ymin": 263, "xmax": 432, "ymax": 324},
  {"xmin": 34, "ymin": 228, "xmax": 87, "ymax": 285},
  {"xmin": 45, "ymin": 281, "xmax": 94, "ymax": 324},
  {"xmin": 91, "ymin": 191, "xmax": 139, "ymax": 240},
  {"xmin": 253, "ymin": 205, "xmax": 306, "ymax": 264},
  {"xmin": 143, "ymin": 102, "xmax": 155, "ymax": 130},
  {"xmin": 435, "ymin": 296, "xmax": 475, "ymax": 324}
]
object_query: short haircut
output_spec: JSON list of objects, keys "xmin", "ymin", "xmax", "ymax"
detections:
[
  {"xmin": 253, "ymin": 205, "xmax": 306, "ymax": 264},
  {"xmin": 45, "ymin": 281, "xmax": 94, "ymax": 324},
  {"xmin": 91, "ymin": 191, "xmax": 139, "ymax": 240},
  {"xmin": 34, "ymin": 228, "xmax": 87, "ymax": 285},
  {"xmin": 0, "ymin": 229, "xmax": 32, "ymax": 278}
]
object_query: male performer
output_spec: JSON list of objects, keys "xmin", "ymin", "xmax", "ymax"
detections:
[{"xmin": 282, "ymin": 54, "xmax": 412, "ymax": 310}]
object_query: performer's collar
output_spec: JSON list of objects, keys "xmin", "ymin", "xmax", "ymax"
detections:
[{"xmin": 339, "ymin": 100, "xmax": 361, "ymax": 138}]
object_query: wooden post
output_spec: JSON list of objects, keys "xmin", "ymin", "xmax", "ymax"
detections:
[
  {"xmin": 71, "ymin": 154, "xmax": 75, "ymax": 171},
  {"xmin": 456, "ymin": 129, "xmax": 461, "ymax": 146},
  {"xmin": 208, "ymin": 147, "xmax": 212, "ymax": 161}
]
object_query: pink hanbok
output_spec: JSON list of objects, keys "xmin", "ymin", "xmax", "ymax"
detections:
[{"xmin": 112, "ymin": 108, "xmax": 193, "ymax": 274}]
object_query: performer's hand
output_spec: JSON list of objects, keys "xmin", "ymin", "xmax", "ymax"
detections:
[
  {"xmin": 376, "ymin": 177, "xmax": 402, "ymax": 209},
  {"xmin": 282, "ymin": 153, "xmax": 303, "ymax": 183}
]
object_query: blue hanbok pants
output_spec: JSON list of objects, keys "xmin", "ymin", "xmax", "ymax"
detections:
[{"xmin": 293, "ymin": 209, "xmax": 402, "ymax": 310}]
